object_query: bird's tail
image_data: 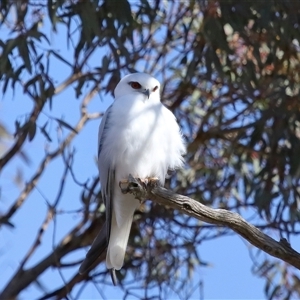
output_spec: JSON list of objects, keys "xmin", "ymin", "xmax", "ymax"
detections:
[{"xmin": 106, "ymin": 196, "xmax": 138, "ymax": 270}]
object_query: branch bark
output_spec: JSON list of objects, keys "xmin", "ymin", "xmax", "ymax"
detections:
[
  {"xmin": 120, "ymin": 175, "xmax": 300, "ymax": 270},
  {"xmin": 0, "ymin": 101, "xmax": 44, "ymax": 172},
  {"xmin": 0, "ymin": 217, "xmax": 104, "ymax": 300}
]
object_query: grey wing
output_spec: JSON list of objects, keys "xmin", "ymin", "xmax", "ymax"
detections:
[
  {"xmin": 79, "ymin": 106, "xmax": 114, "ymax": 275},
  {"xmin": 98, "ymin": 106, "xmax": 114, "ymax": 239},
  {"xmin": 98, "ymin": 105, "xmax": 112, "ymax": 158}
]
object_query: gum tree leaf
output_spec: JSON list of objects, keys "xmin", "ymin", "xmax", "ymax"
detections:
[
  {"xmin": 28, "ymin": 121, "xmax": 36, "ymax": 141},
  {"xmin": 55, "ymin": 118, "xmax": 78, "ymax": 134}
]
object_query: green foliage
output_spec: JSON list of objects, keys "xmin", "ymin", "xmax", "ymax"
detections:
[{"xmin": 0, "ymin": 0, "xmax": 300, "ymax": 299}]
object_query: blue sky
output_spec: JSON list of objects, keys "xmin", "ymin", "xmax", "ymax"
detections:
[{"xmin": 0, "ymin": 6, "xmax": 291, "ymax": 300}]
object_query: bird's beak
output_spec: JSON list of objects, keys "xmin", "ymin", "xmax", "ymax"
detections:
[{"xmin": 142, "ymin": 89, "xmax": 150, "ymax": 99}]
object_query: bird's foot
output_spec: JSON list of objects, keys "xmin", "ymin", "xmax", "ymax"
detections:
[
  {"xmin": 119, "ymin": 179, "xmax": 129, "ymax": 192},
  {"xmin": 137, "ymin": 177, "xmax": 149, "ymax": 187},
  {"xmin": 119, "ymin": 175, "xmax": 160, "ymax": 201},
  {"xmin": 146, "ymin": 176, "xmax": 160, "ymax": 185},
  {"xmin": 137, "ymin": 177, "xmax": 160, "ymax": 189},
  {"xmin": 119, "ymin": 175, "xmax": 147, "ymax": 200},
  {"xmin": 119, "ymin": 175, "xmax": 140, "ymax": 193}
]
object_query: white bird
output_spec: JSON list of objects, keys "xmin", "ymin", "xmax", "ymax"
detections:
[{"xmin": 79, "ymin": 73, "xmax": 186, "ymax": 284}]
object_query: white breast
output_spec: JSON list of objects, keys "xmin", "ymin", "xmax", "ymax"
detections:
[{"xmin": 101, "ymin": 93, "xmax": 184, "ymax": 184}]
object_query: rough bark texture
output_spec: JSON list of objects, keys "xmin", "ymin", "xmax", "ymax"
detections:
[{"xmin": 120, "ymin": 175, "xmax": 300, "ymax": 270}]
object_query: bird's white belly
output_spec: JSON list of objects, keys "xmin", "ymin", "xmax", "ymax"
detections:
[{"xmin": 108, "ymin": 100, "xmax": 168, "ymax": 183}]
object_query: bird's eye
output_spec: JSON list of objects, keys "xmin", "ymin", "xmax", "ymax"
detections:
[
  {"xmin": 153, "ymin": 86, "xmax": 158, "ymax": 92},
  {"xmin": 129, "ymin": 81, "xmax": 142, "ymax": 89}
]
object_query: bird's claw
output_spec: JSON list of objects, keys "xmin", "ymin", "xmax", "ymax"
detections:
[
  {"xmin": 119, "ymin": 179, "xmax": 129, "ymax": 193},
  {"xmin": 137, "ymin": 177, "xmax": 160, "ymax": 186},
  {"xmin": 119, "ymin": 175, "xmax": 160, "ymax": 200}
]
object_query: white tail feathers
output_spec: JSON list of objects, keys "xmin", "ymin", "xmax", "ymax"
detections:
[
  {"xmin": 106, "ymin": 195, "xmax": 139, "ymax": 270},
  {"xmin": 106, "ymin": 221, "xmax": 132, "ymax": 269}
]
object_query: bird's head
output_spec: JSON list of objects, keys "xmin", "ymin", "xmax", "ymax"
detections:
[{"xmin": 114, "ymin": 73, "xmax": 160, "ymax": 101}]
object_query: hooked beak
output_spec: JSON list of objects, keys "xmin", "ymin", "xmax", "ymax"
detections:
[{"xmin": 142, "ymin": 89, "xmax": 150, "ymax": 99}]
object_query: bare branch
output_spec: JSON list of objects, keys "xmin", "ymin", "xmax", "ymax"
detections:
[
  {"xmin": 0, "ymin": 87, "xmax": 101, "ymax": 226},
  {"xmin": 0, "ymin": 102, "xmax": 44, "ymax": 171},
  {"xmin": 120, "ymin": 176, "xmax": 300, "ymax": 270},
  {"xmin": 19, "ymin": 207, "xmax": 54, "ymax": 269},
  {"xmin": 0, "ymin": 217, "xmax": 105, "ymax": 300}
]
